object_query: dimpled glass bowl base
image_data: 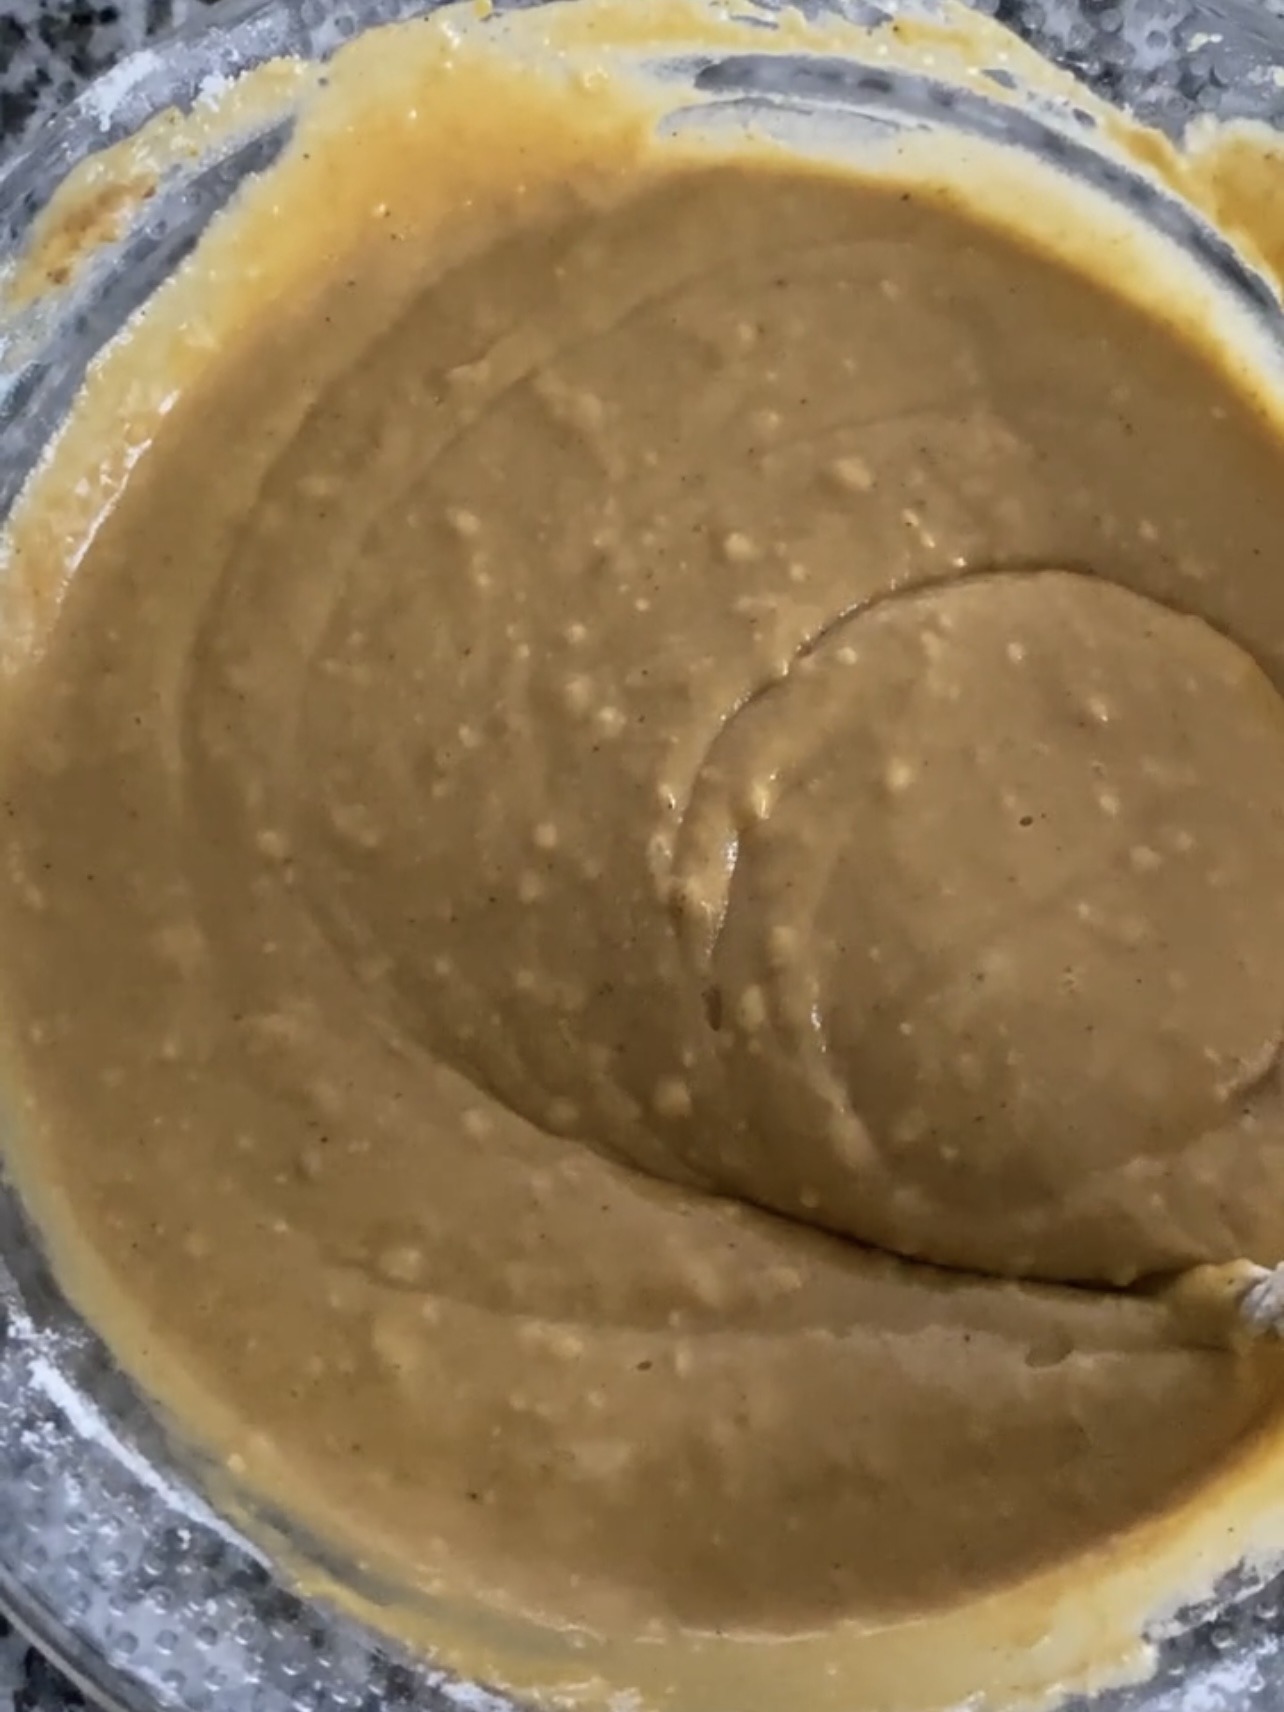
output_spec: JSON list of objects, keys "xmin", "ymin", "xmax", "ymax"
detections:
[{"xmin": 5, "ymin": 2, "xmax": 1284, "ymax": 1708}]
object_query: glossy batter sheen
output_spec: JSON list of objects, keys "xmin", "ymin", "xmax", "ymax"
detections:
[{"xmin": 7, "ymin": 4, "xmax": 1284, "ymax": 1708}]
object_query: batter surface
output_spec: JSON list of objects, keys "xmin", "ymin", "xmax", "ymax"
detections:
[{"xmin": 7, "ymin": 4, "xmax": 1284, "ymax": 1708}]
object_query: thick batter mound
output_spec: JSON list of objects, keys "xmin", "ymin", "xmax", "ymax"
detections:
[{"xmin": 7, "ymin": 5, "xmax": 1284, "ymax": 1708}]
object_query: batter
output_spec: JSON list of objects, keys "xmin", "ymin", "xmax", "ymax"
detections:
[{"xmin": 6, "ymin": 3, "xmax": 1284, "ymax": 1708}]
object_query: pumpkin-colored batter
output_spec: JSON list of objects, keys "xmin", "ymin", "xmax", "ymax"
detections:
[{"xmin": 7, "ymin": 4, "xmax": 1284, "ymax": 1709}]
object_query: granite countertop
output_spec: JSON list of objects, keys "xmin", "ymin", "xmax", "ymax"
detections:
[
  {"xmin": 0, "ymin": 1611, "xmax": 81, "ymax": 1712},
  {"xmin": 0, "ymin": 0, "xmax": 217, "ymax": 154}
]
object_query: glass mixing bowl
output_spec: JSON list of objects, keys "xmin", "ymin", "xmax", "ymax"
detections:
[{"xmin": 4, "ymin": 1, "xmax": 1284, "ymax": 1708}]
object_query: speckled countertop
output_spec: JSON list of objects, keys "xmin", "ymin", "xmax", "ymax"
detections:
[
  {"xmin": 0, "ymin": 0, "xmax": 220, "ymax": 156},
  {"xmin": 0, "ymin": 1612, "xmax": 80, "ymax": 1712}
]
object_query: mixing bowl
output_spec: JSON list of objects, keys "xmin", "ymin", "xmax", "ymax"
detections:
[{"xmin": 5, "ymin": 1, "xmax": 1284, "ymax": 1707}]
